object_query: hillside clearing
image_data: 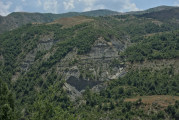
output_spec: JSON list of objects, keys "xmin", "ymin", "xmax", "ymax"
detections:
[{"xmin": 125, "ymin": 95, "xmax": 179, "ymax": 109}]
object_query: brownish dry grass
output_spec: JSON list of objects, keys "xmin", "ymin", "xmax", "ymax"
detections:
[
  {"xmin": 125, "ymin": 95, "xmax": 179, "ymax": 109},
  {"xmin": 48, "ymin": 16, "xmax": 94, "ymax": 28}
]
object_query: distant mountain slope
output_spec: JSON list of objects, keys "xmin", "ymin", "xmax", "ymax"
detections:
[
  {"xmin": 127, "ymin": 5, "xmax": 177, "ymax": 15},
  {"xmin": 0, "ymin": 9, "xmax": 120, "ymax": 34},
  {"xmin": 1, "ymin": 6, "xmax": 178, "ymax": 34},
  {"xmin": 0, "ymin": 12, "xmax": 80, "ymax": 34},
  {"xmin": 145, "ymin": 5, "xmax": 176, "ymax": 12},
  {"xmin": 137, "ymin": 7, "xmax": 179, "ymax": 21},
  {"xmin": 81, "ymin": 9, "xmax": 120, "ymax": 16}
]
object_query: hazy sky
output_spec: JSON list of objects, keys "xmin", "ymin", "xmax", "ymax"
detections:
[{"xmin": 0, "ymin": 0, "xmax": 179, "ymax": 16}]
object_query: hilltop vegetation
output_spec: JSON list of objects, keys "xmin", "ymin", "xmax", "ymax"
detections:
[{"xmin": 0, "ymin": 6, "xmax": 179, "ymax": 120}]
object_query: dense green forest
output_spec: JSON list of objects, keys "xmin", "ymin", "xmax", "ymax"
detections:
[
  {"xmin": 123, "ymin": 31, "xmax": 179, "ymax": 62},
  {"xmin": 74, "ymin": 68, "xmax": 179, "ymax": 119},
  {"xmin": 0, "ymin": 7, "xmax": 179, "ymax": 120}
]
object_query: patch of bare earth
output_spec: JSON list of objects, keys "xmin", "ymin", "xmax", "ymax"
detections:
[{"xmin": 125, "ymin": 95, "xmax": 179, "ymax": 110}]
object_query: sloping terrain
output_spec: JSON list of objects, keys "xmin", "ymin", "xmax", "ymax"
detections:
[
  {"xmin": 0, "ymin": 7, "xmax": 179, "ymax": 120},
  {"xmin": 126, "ymin": 5, "xmax": 176, "ymax": 15},
  {"xmin": 81, "ymin": 9, "xmax": 120, "ymax": 16},
  {"xmin": 0, "ymin": 9, "xmax": 120, "ymax": 34},
  {"xmin": 138, "ymin": 7, "xmax": 179, "ymax": 22}
]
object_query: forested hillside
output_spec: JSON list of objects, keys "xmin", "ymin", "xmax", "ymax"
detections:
[{"xmin": 0, "ymin": 6, "xmax": 179, "ymax": 120}]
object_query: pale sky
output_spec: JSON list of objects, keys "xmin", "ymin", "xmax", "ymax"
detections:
[{"xmin": 0, "ymin": 0, "xmax": 179, "ymax": 16}]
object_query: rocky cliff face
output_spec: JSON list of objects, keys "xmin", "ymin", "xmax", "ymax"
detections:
[{"xmin": 56, "ymin": 37, "xmax": 129, "ymax": 100}]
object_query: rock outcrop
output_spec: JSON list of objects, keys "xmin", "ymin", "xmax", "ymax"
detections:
[
  {"xmin": 21, "ymin": 35, "xmax": 56, "ymax": 71},
  {"xmin": 58, "ymin": 37, "xmax": 128, "ymax": 100}
]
